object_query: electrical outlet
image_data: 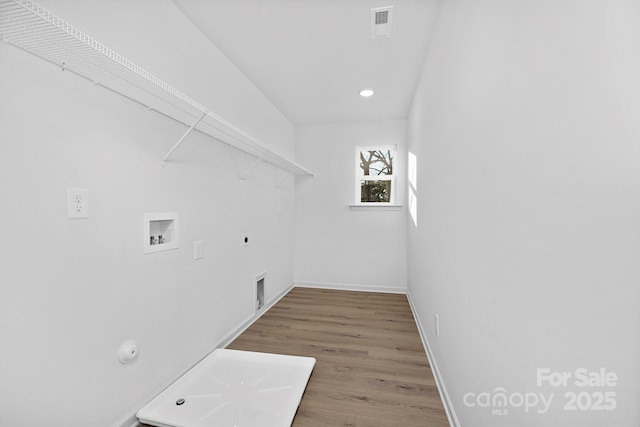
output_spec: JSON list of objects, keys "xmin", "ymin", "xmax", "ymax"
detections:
[
  {"xmin": 194, "ymin": 240, "xmax": 203, "ymax": 260},
  {"xmin": 67, "ymin": 188, "xmax": 89, "ymax": 219},
  {"xmin": 435, "ymin": 314, "xmax": 440, "ymax": 337}
]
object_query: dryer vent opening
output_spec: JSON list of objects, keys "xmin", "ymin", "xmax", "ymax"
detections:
[{"xmin": 256, "ymin": 274, "xmax": 265, "ymax": 312}]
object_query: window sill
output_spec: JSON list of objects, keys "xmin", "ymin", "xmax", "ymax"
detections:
[{"xmin": 349, "ymin": 204, "xmax": 403, "ymax": 211}]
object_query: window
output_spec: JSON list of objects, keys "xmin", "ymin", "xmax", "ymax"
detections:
[
  {"xmin": 356, "ymin": 146, "xmax": 396, "ymax": 204},
  {"xmin": 408, "ymin": 152, "xmax": 418, "ymax": 226}
]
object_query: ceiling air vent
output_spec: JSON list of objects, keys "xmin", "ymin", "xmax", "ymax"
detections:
[{"xmin": 370, "ymin": 6, "xmax": 394, "ymax": 39}]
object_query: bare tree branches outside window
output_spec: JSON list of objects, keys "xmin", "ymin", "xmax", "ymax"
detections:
[{"xmin": 359, "ymin": 149, "xmax": 394, "ymax": 203}]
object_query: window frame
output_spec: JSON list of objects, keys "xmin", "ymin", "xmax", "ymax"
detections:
[{"xmin": 354, "ymin": 145, "xmax": 397, "ymax": 206}]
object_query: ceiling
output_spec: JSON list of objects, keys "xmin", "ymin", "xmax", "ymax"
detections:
[{"xmin": 172, "ymin": 0, "xmax": 439, "ymax": 125}]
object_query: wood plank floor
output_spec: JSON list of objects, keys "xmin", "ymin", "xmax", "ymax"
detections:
[
  {"xmin": 139, "ymin": 287, "xmax": 449, "ymax": 427},
  {"xmin": 228, "ymin": 287, "xmax": 449, "ymax": 427}
]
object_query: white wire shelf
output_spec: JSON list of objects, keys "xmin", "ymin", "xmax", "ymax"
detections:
[{"xmin": 0, "ymin": 0, "xmax": 313, "ymax": 177}]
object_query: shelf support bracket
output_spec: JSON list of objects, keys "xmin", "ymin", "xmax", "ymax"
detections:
[
  {"xmin": 162, "ymin": 111, "xmax": 207, "ymax": 163},
  {"xmin": 276, "ymin": 169, "xmax": 296, "ymax": 188},
  {"xmin": 240, "ymin": 150, "xmax": 270, "ymax": 181}
]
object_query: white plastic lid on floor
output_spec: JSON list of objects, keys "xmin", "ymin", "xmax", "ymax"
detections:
[{"xmin": 137, "ymin": 349, "xmax": 316, "ymax": 427}]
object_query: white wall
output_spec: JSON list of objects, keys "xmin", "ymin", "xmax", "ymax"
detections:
[
  {"xmin": 408, "ymin": 0, "xmax": 640, "ymax": 426},
  {"xmin": 30, "ymin": 0, "xmax": 295, "ymax": 157},
  {"xmin": 0, "ymin": 1, "xmax": 296, "ymax": 426},
  {"xmin": 295, "ymin": 120, "xmax": 407, "ymax": 292}
]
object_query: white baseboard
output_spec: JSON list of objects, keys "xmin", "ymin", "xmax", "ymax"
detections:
[
  {"xmin": 218, "ymin": 282, "xmax": 293, "ymax": 348},
  {"xmin": 111, "ymin": 282, "xmax": 294, "ymax": 427},
  {"xmin": 405, "ymin": 290, "xmax": 460, "ymax": 427},
  {"xmin": 113, "ymin": 283, "xmax": 455, "ymax": 427},
  {"xmin": 294, "ymin": 280, "xmax": 406, "ymax": 294}
]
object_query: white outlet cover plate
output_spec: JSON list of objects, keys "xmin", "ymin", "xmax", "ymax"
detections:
[
  {"xmin": 67, "ymin": 187, "xmax": 89, "ymax": 219},
  {"xmin": 194, "ymin": 240, "xmax": 203, "ymax": 260}
]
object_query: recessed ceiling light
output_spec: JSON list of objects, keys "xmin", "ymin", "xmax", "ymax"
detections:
[{"xmin": 359, "ymin": 89, "xmax": 375, "ymax": 98}]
